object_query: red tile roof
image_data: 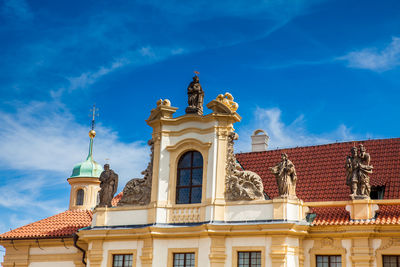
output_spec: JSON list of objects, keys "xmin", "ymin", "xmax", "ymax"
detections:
[
  {"xmin": 312, "ymin": 205, "xmax": 400, "ymax": 225},
  {"xmin": 236, "ymin": 138, "xmax": 400, "ymax": 201},
  {"xmin": 0, "ymin": 210, "xmax": 92, "ymax": 240},
  {"xmin": 237, "ymin": 138, "xmax": 400, "ymax": 225},
  {"xmin": 112, "ymin": 192, "xmax": 123, "ymax": 207}
]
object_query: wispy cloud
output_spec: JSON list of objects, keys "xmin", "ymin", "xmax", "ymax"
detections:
[
  {"xmin": 66, "ymin": 46, "xmax": 185, "ymax": 91},
  {"xmin": 338, "ymin": 36, "xmax": 400, "ymax": 72},
  {"xmin": 235, "ymin": 107, "xmax": 360, "ymax": 152},
  {"xmin": 1, "ymin": 0, "xmax": 328, "ymax": 98},
  {"xmin": 67, "ymin": 58, "xmax": 129, "ymax": 91},
  {"xmin": 0, "ymin": 100, "xmax": 150, "ymax": 241},
  {"xmin": 0, "ymin": 101, "xmax": 149, "ymax": 187}
]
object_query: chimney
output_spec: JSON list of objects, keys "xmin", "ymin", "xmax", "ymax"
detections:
[{"xmin": 251, "ymin": 129, "xmax": 269, "ymax": 152}]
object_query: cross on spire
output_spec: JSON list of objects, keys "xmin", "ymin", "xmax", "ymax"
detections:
[{"xmin": 90, "ymin": 104, "xmax": 99, "ymax": 131}]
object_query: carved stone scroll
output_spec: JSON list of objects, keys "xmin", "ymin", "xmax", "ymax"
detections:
[
  {"xmin": 118, "ymin": 139, "xmax": 154, "ymax": 206},
  {"xmin": 225, "ymin": 132, "xmax": 264, "ymax": 201}
]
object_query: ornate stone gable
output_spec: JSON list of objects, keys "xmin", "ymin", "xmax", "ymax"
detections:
[
  {"xmin": 118, "ymin": 139, "xmax": 154, "ymax": 206},
  {"xmin": 225, "ymin": 132, "xmax": 264, "ymax": 201}
]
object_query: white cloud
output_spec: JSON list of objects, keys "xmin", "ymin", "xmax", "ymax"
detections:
[
  {"xmin": 0, "ymin": 100, "xmax": 150, "ymax": 241},
  {"xmin": 235, "ymin": 107, "xmax": 358, "ymax": 152},
  {"xmin": 0, "ymin": 101, "xmax": 149, "ymax": 189},
  {"xmin": 66, "ymin": 46, "xmax": 185, "ymax": 91},
  {"xmin": 339, "ymin": 37, "xmax": 400, "ymax": 72},
  {"xmin": 67, "ymin": 57, "xmax": 129, "ymax": 91}
]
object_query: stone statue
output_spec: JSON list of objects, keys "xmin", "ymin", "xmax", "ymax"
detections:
[
  {"xmin": 225, "ymin": 132, "xmax": 264, "ymax": 201},
  {"xmin": 118, "ymin": 139, "xmax": 154, "ymax": 206},
  {"xmin": 270, "ymin": 153, "xmax": 298, "ymax": 199},
  {"xmin": 185, "ymin": 75, "xmax": 204, "ymax": 115},
  {"xmin": 98, "ymin": 164, "xmax": 119, "ymax": 207},
  {"xmin": 346, "ymin": 144, "xmax": 373, "ymax": 199}
]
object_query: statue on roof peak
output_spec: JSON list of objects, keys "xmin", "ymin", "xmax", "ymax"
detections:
[
  {"xmin": 185, "ymin": 73, "xmax": 204, "ymax": 115},
  {"xmin": 345, "ymin": 144, "xmax": 373, "ymax": 199}
]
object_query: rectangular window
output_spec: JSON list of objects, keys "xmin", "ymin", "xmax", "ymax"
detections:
[
  {"xmin": 173, "ymin": 253, "xmax": 195, "ymax": 267},
  {"xmin": 238, "ymin": 251, "xmax": 261, "ymax": 267},
  {"xmin": 316, "ymin": 255, "xmax": 342, "ymax": 267},
  {"xmin": 383, "ymin": 255, "xmax": 400, "ymax": 267},
  {"xmin": 113, "ymin": 254, "xmax": 133, "ymax": 267}
]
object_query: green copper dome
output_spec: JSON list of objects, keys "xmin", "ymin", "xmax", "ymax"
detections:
[{"xmin": 70, "ymin": 131, "xmax": 103, "ymax": 178}]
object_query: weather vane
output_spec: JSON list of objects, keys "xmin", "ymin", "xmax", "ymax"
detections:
[
  {"xmin": 194, "ymin": 71, "xmax": 200, "ymax": 76},
  {"xmin": 90, "ymin": 104, "xmax": 99, "ymax": 130}
]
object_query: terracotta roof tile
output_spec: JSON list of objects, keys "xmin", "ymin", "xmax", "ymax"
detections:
[
  {"xmin": 311, "ymin": 205, "xmax": 400, "ymax": 225},
  {"xmin": 0, "ymin": 210, "xmax": 92, "ymax": 240},
  {"xmin": 236, "ymin": 138, "xmax": 400, "ymax": 201}
]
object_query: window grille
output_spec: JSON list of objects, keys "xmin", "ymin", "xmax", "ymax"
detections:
[
  {"xmin": 176, "ymin": 151, "xmax": 203, "ymax": 204},
  {"xmin": 112, "ymin": 254, "xmax": 133, "ymax": 267},
  {"xmin": 238, "ymin": 251, "xmax": 261, "ymax": 267},
  {"xmin": 316, "ymin": 255, "xmax": 342, "ymax": 267},
  {"xmin": 173, "ymin": 253, "xmax": 195, "ymax": 267}
]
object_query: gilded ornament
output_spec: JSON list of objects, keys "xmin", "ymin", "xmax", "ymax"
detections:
[{"xmin": 216, "ymin": 93, "xmax": 238, "ymax": 112}]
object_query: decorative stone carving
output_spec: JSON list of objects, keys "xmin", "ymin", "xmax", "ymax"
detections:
[
  {"xmin": 270, "ymin": 153, "xmax": 298, "ymax": 199},
  {"xmin": 98, "ymin": 164, "xmax": 119, "ymax": 207},
  {"xmin": 216, "ymin": 93, "xmax": 238, "ymax": 112},
  {"xmin": 118, "ymin": 139, "xmax": 154, "ymax": 206},
  {"xmin": 147, "ymin": 98, "xmax": 177, "ymax": 121},
  {"xmin": 185, "ymin": 75, "xmax": 204, "ymax": 115},
  {"xmin": 345, "ymin": 144, "xmax": 373, "ymax": 199},
  {"xmin": 225, "ymin": 132, "xmax": 264, "ymax": 201}
]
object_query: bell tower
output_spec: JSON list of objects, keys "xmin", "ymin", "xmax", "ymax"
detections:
[{"xmin": 67, "ymin": 106, "xmax": 103, "ymax": 210}]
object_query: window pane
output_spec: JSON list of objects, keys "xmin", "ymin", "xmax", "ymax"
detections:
[
  {"xmin": 191, "ymin": 187, "xmax": 202, "ymax": 203},
  {"xmin": 76, "ymin": 189, "xmax": 84, "ymax": 205},
  {"xmin": 113, "ymin": 255, "xmax": 123, "ymax": 267},
  {"xmin": 383, "ymin": 255, "xmax": 398, "ymax": 267},
  {"xmin": 123, "ymin": 254, "xmax": 133, "ymax": 267},
  {"xmin": 238, "ymin": 252, "xmax": 261, "ymax": 267},
  {"xmin": 177, "ymin": 188, "xmax": 190, "ymax": 204},
  {"xmin": 316, "ymin": 255, "xmax": 341, "ymax": 267},
  {"xmin": 186, "ymin": 253, "xmax": 195, "ymax": 267},
  {"xmin": 192, "ymin": 168, "xmax": 202, "ymax": 185},
  {"xmin": 178, "ymin": 169, "xmax": 191, "ymax": 186},
  {"xmin": 173, "ymin": 253, "xmax": 195, "ymax": 267},
  {"xmin": 176, "ymin": 150, "xmax": 203, "ymax": 205},
  {"xmin": 178, "ymin": 152, "xmax": 192, "ymax": 168},
  {"xmin": 192, "ymin": 152, "xmax": 203, "ymax": 167}
]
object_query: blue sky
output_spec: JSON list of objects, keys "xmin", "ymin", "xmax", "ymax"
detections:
[{"xmin": 1, "ymin": 0, "xmax": 400, "ymax": 259}]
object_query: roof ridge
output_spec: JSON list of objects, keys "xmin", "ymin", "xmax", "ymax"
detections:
[{"xmin": 236, "ymin": 137, "xmax": 400, "ymax": 155}]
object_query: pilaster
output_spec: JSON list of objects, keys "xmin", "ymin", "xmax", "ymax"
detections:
[
  {"xmin": 2, "ymin": 244, "xmax": 29, "ymax": 267},
  {"xmin": 209, "ymin": 236, "xmax": 226, "ymax": 267},
  {"xmin": 140, "ymin": 238, "xmax": 153, "ymax": 267},
  {"xmin": 350, "ymin": 238, "xmax": 373, "ymax": 267},
  {"xmin": 87, "ymin": 239, "xmax": 103, "ymax": 267},
  {"xmin": 270, "ymin": 237, "xmax": 287, "ymax": 267}
]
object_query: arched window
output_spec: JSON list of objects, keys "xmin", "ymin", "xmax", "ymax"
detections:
[
  {"xmin": 76, "ymin": 189, "xmax": 84, "ymax": 206},
  {"xmin": 176, "ymin": 151, "xmax": 203, "ymax": 204}
]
